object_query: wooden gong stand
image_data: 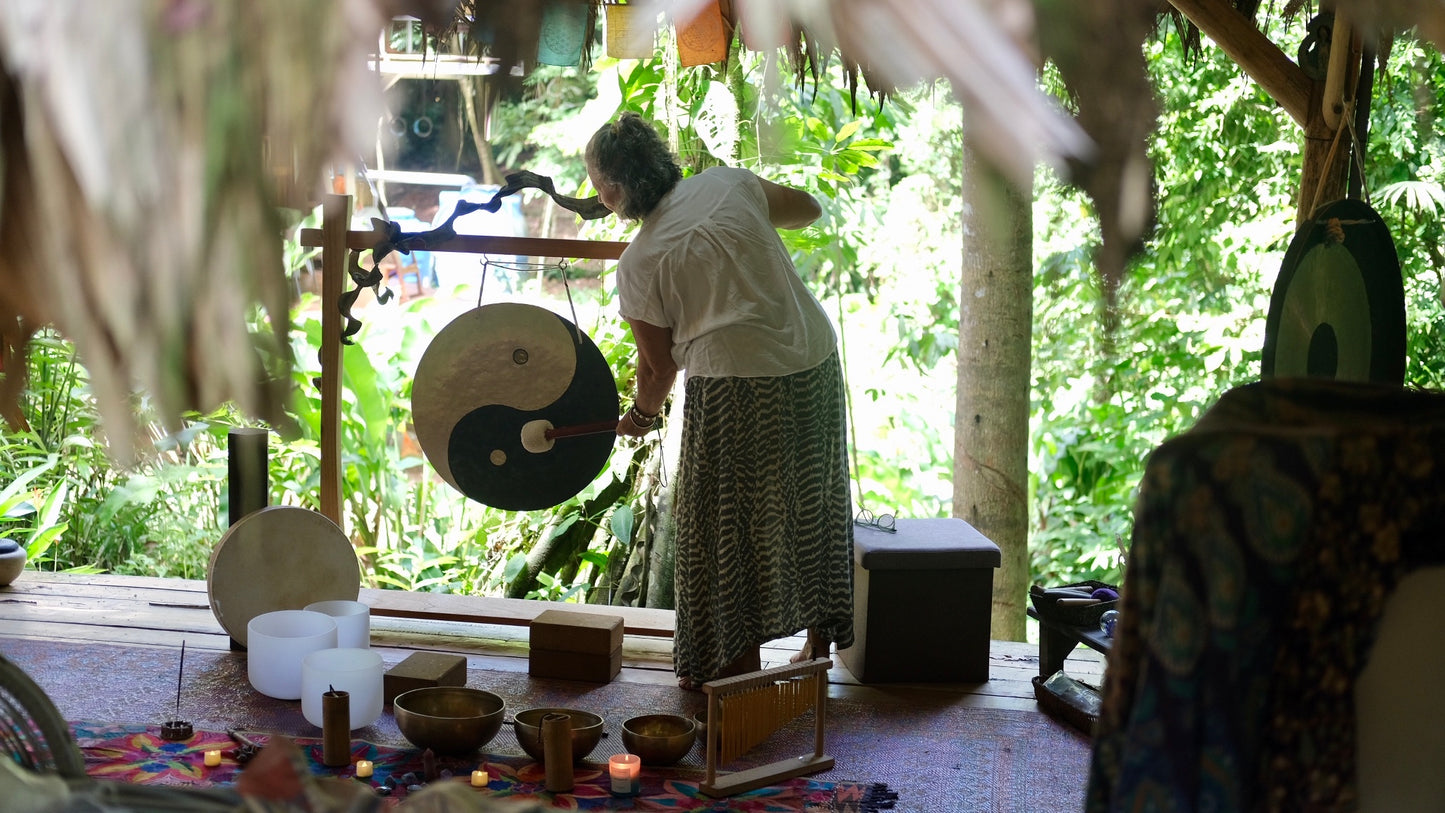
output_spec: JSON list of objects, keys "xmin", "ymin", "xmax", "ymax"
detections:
[{"xmin": 297, "ymin": 193, "xmax": 628, "ymax": 527}]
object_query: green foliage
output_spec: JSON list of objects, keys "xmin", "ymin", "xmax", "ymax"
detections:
[
  {"xmin": 490, "ymin": 65, "xmax": 601, "ymax": 185},
  {"xmin": 1366, "ymin": 37, "xmax": 1445, "ymax": 390},
  {"xmin": 1026, "ymin": 23, "xmax": 1301, "ymax": 585},
  {"xmin": 0, "ymin": 329, "xmax": 228, "ymax": 578}
]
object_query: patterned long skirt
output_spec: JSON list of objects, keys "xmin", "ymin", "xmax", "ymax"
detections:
[{"xmin": 671, "ymin": 351, "xmax": 855, "ymax": 682}]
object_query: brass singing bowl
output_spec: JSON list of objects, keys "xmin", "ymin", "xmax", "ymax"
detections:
[
  {"xmin": 393, "ymin": 687, "xmax": 506, "ymax": 755},
  {"xmin": 692, "ymin": 710, "xmax": 723, "ymax": 749},
  {"xmin": 622, "ymin": 713, "xmax": 696, "ymax": 766},
  {"xmin": 512, "ymin": 707, "xmax": 605, "ymax": 762}
]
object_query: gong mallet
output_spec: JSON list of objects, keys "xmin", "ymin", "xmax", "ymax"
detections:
[{"xmin": 520, "ymin": 418, "xmax": 621, "ymax": 453}]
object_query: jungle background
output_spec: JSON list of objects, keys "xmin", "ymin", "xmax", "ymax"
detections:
[{"xmin": 3, "ymin": 16, "xmax": 1443, "ymax": 640}]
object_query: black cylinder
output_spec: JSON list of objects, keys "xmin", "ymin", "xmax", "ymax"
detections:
[
  {"xmin": 227, "ymin": 428, "xmax": 269, "ymax": 526},
  {"xmin": 322, "ymin": 689, "xmax": 350, "ymax": 767}
]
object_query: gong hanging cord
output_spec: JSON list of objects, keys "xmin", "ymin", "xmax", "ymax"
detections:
[
  {"xmin": 1308, "ymin": 99, "xmax": 1356, "ymax": 219},
  {"xmin": 1345, "ymin": 112, "xmax": 1372, "ymax": 207},
  {"xmin": 354, "ymin": 153, "xmax": 389, "ymax": 221},
  {"xmin": 477, "ymin": 257, "xmax": 585, "ymax": 348}
]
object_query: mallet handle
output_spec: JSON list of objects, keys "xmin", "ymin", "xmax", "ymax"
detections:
[{"xmin": 544, "ymin": 419, "xmax": 621, "ymax": 440}]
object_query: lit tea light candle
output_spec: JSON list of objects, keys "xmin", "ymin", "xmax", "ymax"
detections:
[
  {"xmin": 608, "ymin": 753, "xmax": 641, "ymax": 796},
  {"xmin": 355, "ymin": 759, "xmax": 374, "ymax": 779},
  {"xmin": 203, "ymin": 749, "xmax": 222, "ymax": 767},
  {"xmin": 471, "ymin": 769, "xmax": 489, "ymax": 788}
]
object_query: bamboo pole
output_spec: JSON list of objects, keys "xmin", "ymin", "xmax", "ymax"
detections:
[
  {"xmin": 297, "ymin": 229, "xmax": 627, "ymax": 261},
  {"xmin": 319, "ymin": 194, "xmax": 349, "ymax": 527}
]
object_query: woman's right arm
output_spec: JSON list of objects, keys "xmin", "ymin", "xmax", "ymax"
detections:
[
  {"xmin": 758, "ymin": 176, "xmax": 822, "ymax": 230},
  {"xmin": 618, "ymin": 318, "xmax": 678, "ymax": 437}
]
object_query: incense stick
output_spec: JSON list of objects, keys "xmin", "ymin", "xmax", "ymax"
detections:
[
  {"xmin": 174, "ymin": 640, "xmax": 186, "ymax": 720},
  {"xmin": 159, "ymin": 640, "xmax": 194, "ymax": 741}
]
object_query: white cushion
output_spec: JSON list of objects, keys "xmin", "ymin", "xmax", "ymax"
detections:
[{"xmin": 1356, "ymin": 565, "xmax": 1445, "ymax": 811}]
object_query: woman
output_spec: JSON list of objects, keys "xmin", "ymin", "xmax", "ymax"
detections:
[{"xmin": 586, "ymin": 112, "xmax": 854, "ymax": 688}]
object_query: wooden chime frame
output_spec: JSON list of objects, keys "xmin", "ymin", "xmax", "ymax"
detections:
[{"xmin": 699, "ymin": 657, "xmax": 835, "ymax": 797}]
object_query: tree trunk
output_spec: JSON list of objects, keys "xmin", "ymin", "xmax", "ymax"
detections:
[
  {"xmin": 462, "ymin": 76, "xmax": 502, "ymax": 186},
  {"xmin": 504, "ymin": 444, "xmax": 647, "ymax": 599},
  {"xmin": 954, "ymin": 108, "xmax": 1034, "ymax": 643}
]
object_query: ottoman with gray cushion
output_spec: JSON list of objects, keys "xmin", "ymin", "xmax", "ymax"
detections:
[{"xmin": 840, "ymin": 517, "xmax": 1002, "ymax": 683}]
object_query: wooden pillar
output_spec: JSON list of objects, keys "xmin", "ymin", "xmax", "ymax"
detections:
[
  {"xmin": 319, "ymin": 194, "xmax": 349, "ymax": 527},
  {"xmin": 1296, "ymin": 4, "xmax": 1361, "ymax": 224},
  {"xmin": 1297, "ymin": 96, "xmax": 1354, "ymax": 223}
]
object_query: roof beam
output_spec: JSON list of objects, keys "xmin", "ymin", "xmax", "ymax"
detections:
[{"xmin": 1168, "ymin": 0, "xmax": 1313, "ymax": 128}]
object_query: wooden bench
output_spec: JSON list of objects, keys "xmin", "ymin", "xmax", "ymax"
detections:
[{"xmin": 360, "ymin": 589, "xmax": 675, "ymax": 638}]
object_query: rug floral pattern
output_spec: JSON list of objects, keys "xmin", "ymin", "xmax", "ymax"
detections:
[{"xmin": 72, "ymin": 722, "xmax": 895, "ymax": 811}]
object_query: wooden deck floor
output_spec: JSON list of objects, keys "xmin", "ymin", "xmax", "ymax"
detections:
[{"xmin": 0, "ymin": 572, "xmax": 1105, "ymax": 710}]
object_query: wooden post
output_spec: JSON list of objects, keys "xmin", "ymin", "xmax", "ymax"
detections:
[
  {"xmin": 1297, "ymin": 100, "xmax": 1354, "ymax": 223},
  {"xmin": 1296, "ymin": 14, "xmax": 1360, "ymax": 225},
  {"xmin": 319, "ymin": 194, "xmax": 349, "ymax": 527}
]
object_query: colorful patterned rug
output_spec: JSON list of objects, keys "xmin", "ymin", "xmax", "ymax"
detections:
[
  {"xmin": 72, "ymin": 722, "xmax": 898, "ymax": 812},
  {"xmin": 4, "ymin": 638, "xmax": 1092, "ymax": 812}
]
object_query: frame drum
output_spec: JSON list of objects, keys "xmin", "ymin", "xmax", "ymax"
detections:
[{"xmin": 207, "ymin": 506, "xmax": 360, "ymax": 648}]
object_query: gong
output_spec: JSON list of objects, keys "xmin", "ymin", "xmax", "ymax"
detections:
[
  {"xmin": 1261, "ymin": 198, "xmax": 1406, "ymax": 384},
  {"xmin": 411, "ymin": 303, "xmax": 619, "ymax": 511},
  {"xmin": 206, "ymin": 506, "xmax": 360, "ymax": 648}
]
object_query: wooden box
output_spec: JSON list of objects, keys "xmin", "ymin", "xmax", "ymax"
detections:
[
  {"xmin": 530, "ymin": 609, "xmax": 624, "ymax": 654},
  {"xmin": 383, "ymin": 651, "xmax": 468, "ymax": 705},
  {"xmin": 528, "ymin": 609, "xmax": 625, "ymax": 683},
  {"xmin": 528, "ymin": 646, "xmax": 623, "ymax": 683}
]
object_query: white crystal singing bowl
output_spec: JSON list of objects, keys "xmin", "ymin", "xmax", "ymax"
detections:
[
  {"xmin": 246, "ymin": 610, "xmax": 338, "ymax": 700},
  {"xmin": 301, "ymin": 647, "xmax": 384, "ymax": 730},
  {"xmin": 303, "ymin": 599, "xmax": 371, "ymax": 649}
]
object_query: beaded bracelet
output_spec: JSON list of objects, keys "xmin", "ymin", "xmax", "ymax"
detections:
[{"xmin": 627, "ymin": 405, "xmax": 657, "ymax": 427}]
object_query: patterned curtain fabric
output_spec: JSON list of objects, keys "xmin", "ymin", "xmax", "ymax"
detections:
[{"xmin": 1087, "ymin": 378, "xmax": 1445, "ymax": 812}]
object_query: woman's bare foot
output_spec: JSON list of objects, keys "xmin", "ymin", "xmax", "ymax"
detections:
[
  {"xmin": 791, "ymin": 629, "xmax": 832, "ymax": 663},
  {"xmin": 678, "ymin": 649, "xmax": 761, "ymax": 690},
  {"xmin": 718, "ymin": 649, "xmax": 761, "ymax": 678}
]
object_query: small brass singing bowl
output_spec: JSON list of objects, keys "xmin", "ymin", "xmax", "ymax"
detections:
[
  {"xmin": 692, "ymin": 711, "xmax": 723, "ymax": 749},
  {"xmin": 512, "ymin": 707, "xmax": 605, "ymax": 762},
  {"xmin": 622, "ymin": 714, "xmax": 696, "ymax": 766},
  {"xmin": 393, "ymin": 687, "xmax": 506, "ymax": 756}
]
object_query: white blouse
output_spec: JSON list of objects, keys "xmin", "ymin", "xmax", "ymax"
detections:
[{"xmin": 616, "ymin": 166, "xmax": 836, "ymax": 379}]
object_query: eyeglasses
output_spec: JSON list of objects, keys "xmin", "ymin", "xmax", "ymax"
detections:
[{"xmin": 853, "ymin": 509, "xmax": 896, "ymax": 533}]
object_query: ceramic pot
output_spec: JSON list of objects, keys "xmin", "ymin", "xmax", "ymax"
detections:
[{"xmin": 0, "ymin": 538, "xmax": 25, "ymax": 587}]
